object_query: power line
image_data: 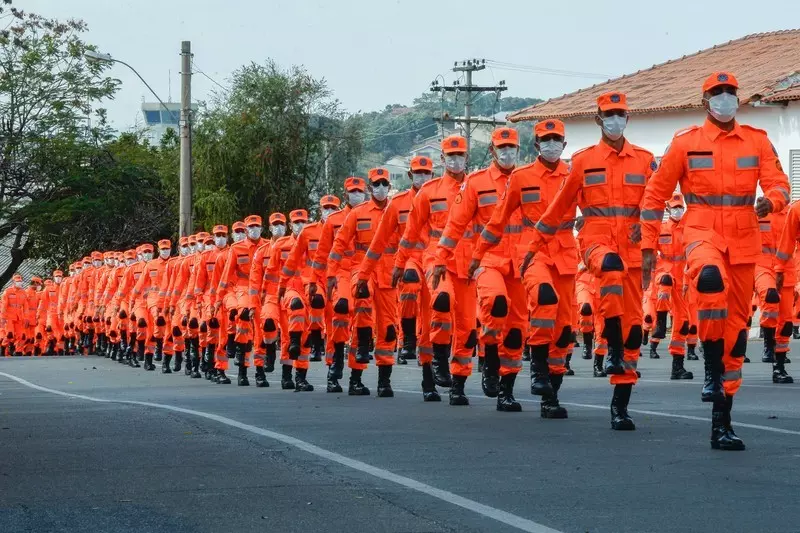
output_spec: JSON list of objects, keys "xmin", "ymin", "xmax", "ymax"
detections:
[
  {"xmin": 192, "ymin": 60, "xmax": 228, "ymax": 92},
  {"xmin": 485, "ymin": 60, "xmax": 611, "ymax": 79}
]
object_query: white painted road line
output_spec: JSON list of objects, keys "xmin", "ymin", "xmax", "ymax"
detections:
[{"xmin": 0, "ymin": 371, "xmax": 563, "ymax": 533}]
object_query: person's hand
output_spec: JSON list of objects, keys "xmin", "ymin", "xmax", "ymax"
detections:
[
  {"xmin": 467, "ymin": 259, "xmax": 481, "ymax": 279},
  {"xmin": 776, "ymin": 272, "xmax": 785, "ymax": 292},
  {"xmin": 642, "ymin": 249, "xmax": 656, "ymax": 289},
  {"xmin": 629, "ymin": 223, "xmax": 642, "ymax": 244},
  {"xmin": 326, "ymin": 276, "xmax": 337, "ymax": 300},
  {"xmin": 574, "ymin": 216, "xmax": 585, "ymax": 232},
  {"xmin": 391, "ymin": 267, "xmax": 402, "ymax": 288},
  {"xmin": 431, "ymin": 265, "xmax": 446, "ymax": 291},
  {"xmin": 520, "ymin": 252, "xmax": 534, "ymax": 276},
  {"xmin": 356, "ymin": 279, "xmax": 369, "ymax": 297},
  {"xmin": 308, "ymin": 283, "xmax": 317, "ymax": 297},
  {"xmin": 756, "ymin": 197, "xmax": 773, "ymax": 218}
]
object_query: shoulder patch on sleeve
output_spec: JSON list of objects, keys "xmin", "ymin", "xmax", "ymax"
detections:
[
  {"xmin": 674, "ymin": 125, "xmax": 699, "ymax": 138},
  {"xmin": 650, "ymin": 160, "xmax": 658, "ymax": 171},
  {"xmin": 741, "ymin": 124, "xmax": 768, "ymax": 136},
  {"xmin": 570, "ymin": 146, "xmax": 592, "ymax": 159}
]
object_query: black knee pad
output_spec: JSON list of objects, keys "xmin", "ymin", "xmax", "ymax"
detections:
[
  {"xmin": 503, "ymin": 328, "xmax": 523, "ymax": 350},
  {"xmin": 537, "ymin": 284, "xmax": 558, "ymax": 306},
  {"xmin": 385, "ymin": 324, "xmax": 397, "ymax": 343},
  {"xmin": 356, "ymin": 284, "xmax": 370, "ymax": 299},
  {"xmin": 659, "ymin": 274, "xmax": 673, "ymax": 286},
  {"xmin": 689, "ymin": 325, "xmax": 697, "ymax": 335},
  {"xmin": 155, "ymin": 316, "xmax": 166, "ymax": 327},
  {"xmin": 188, "ymin": 317, "xmax": 199, "ymax": 329},
  {"xmin": 644, "ymin": 314, "xmax": 653, "ymax": 324},
  {"xmin": 209, "ymin": 317, "xmax": 220, "ymax": 329},
  {"xmin": 490, "ymin": 295, "xmax": 508, "ymax": 318},
  {"xmin": 172, "ymin": 326, "xmax": 182, "ymax": 337},
  {"xmin": 624, "ymin": 325, "xmax": 643, "ymax": 350},
  {"xmin": 432, "ymin": 292, "xmax": 451, "ymax": 313},
  {"xmin": 310, "ymin": 294, "xmax": 325, "ymax": 309},
  {"xmin": 554, "ymin": 326, "xmax": 572, "ymax": 349},
  {"xmin": 402, "ymin": 269, "xmax": 420, "ymax": 283},
  {"xmin": 780, "ymin": 321, "xmax": 794, "ymax": 337},
  {"xmin": 464, "ymin": 329, "xmax": 478, "ymax": 349},
  {"xmin": 229, "ymin": 309, "xmax": 238, "ymax": 321},
  {"xmin": 601, "ymin": 253, "xmax": 624, "ymax": 272},
  {"xmin": 580, "ymin": 302, "xmax": 592, "ymax": 316},
  {"xmin": 679, "ymin": 321, "xmax": 690, "ymax": 336},
  {"xmin": 137, "ymin": 318, "xmax": 147, "ymax": 329},
  {"xmin": 697, "ymin": 265, "xmax": 724, "ymax": 293},
  {"xmin": 199, "ymin": 323, "xmax": 208, "ymax": 334},
  {"xmin": 239, "ymin": 309, "xmax": 251, "ymax": 321},
  {"xmin": 45, "ymin": 326, "xmax": 52, "ymax": 333},
  {"xmin": 289, "ymin": 298, "xmax": 304, "ymax": 311},
  {"xmin": 731, "ymin": 329, "xmax": 748, "ymax": 358},
  {"xmin": 333, "ymin": 298, "xmax": 349, "ymax": 314},
  {"xmin": 263, "ymin": 318, "xmax": 277, "ymax": 333},
  {"xmin": 765, "ymin": 288, "xmax": 780, "ymax": 304}
]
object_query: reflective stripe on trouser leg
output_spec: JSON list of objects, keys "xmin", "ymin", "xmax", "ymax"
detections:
[
  {"xmin": 223, "ymin": 293, "xmax": 238, "ymax": 336},
  {"xmin": 399, "ymin": 263, "xmax": 422, "ymax": 319},
  {"xmin": 233, "ymin": 290, "xmax": 252, "ymax": 343},
  {"xmin": 668, "ymin": 270, "xmax": 688, "ymax": 356},
  {"xmin": 776, "ymin": 285, "xmax": 794, "ymax": 354},
  {"xmin": 498, "ymin": 275, "xmax": 526, "ymax": 376},
  {"xmin": 523, "ymin": 259, "xmax": 558, "ymax": 347},
  {"xmin": 585, "ymin": 244, "xmax": 625, "ymax": 319},
  {"xmin": 427, "ymin": 271, "xmax": 454, "ymax": 345},
  {"xmin": 417, "ymin": 274, "xmax": 433, "ymax": 365},
  {"xmin": 721, "ymin": 263, "xmax": 755, "ymax": 397},
  {"xmin": 549, "ymin": 272, "xmax": 576, "ymax": 376},
  {"xmin": 332, "ymin": 271, "xmax": 352, "ymax": 344},
  {"xmin": 450, "ymin": 276, "xmax": 477, "ymax": 377},
  {"xmin": 755, "ymin": 266, "xmax": 779, "ymax": 328},
  {"xmin": 324, "ymin": 304, "xmax": 334, "ymax": 362},
  {"xmin": 655, "ymin": 270, "xmax": 673, "ymax": 313},
  {"xmin": 686, "ymin": 243, "xmax": 729, "ymax": 341},
  {"xmin": 610, "ymin": 268, "xmax": 642, "ymax": 386},
  {"xmin": 374, "ymin": 286, "xmax": 398, "ymax": 366},
  {"xmin": 475, "ymin": 267, "xmax": 509, "ymax": 347},
  {"xmin": 351, "ymin": 271, "xmax": 374, "ymax": 330}
]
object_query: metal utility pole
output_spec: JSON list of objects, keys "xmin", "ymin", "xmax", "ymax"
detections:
[
  {"xmin": 430, "ymin": 59, "xmax": 507, "ymax": 167},
  {"xmin": 179, "ymin": 41, "xmax": 193, "ymax": 238}
]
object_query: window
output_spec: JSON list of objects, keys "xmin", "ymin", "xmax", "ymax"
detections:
[
  {"xmin": 161, "ymin": 109, "xmax": 179, "ymax": 124},
  {"xmin": 791, "ymin": 150, "xmax": 800, "ymax": 202},
  {"xmin": 144, "ymin": 110, "xmax": 161, "ymax": 124}
]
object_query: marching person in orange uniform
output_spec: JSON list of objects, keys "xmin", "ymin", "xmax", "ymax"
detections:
[
  {"xmin": 210, "ymin": 227, "xmax": 241, "ymax": 381},
  {"xmin": 274, "ymin": 209, "xmax": 316, "ymax": 392},
  {"xmin": 642, "ymin": 72, "xmax": 791, "ymax": 450},
  {"xmin": 443, "ymin": 126, "xmax": 527, "ymax": 413},
  {"xmin": 38, "ymin": 272, "xmax": 64, "ymax": 355},
  {"xmin": 756, "ymin": 212, "xmax": 783, "ymax": 365},
  {"xmin": 649, "ymin": 194, "xmax": 695, "ymax": 380},
  {"xmin": 130, "ymin": 240, "xmax": 172, "ymax": 371},
  {"xmin": 61, "ymin": 264, "xmax": 78, "ymax": 355},
  {"xmin": 118, "ymin": 245, "xmax": 151, "ymax": 367},
  {"xmin": 248, "ymin": 214, "xmax": 286, "ymax": 387},
  {"xmin": 576, "ymin": 263, "xmax": 601, "ymax": 368},
  {"xmin": 179, "ymin": 232, "xmax": 209, "ymax": 370},
  {"xmin": 94, "ymin": 253, "xmax": 114, "ymax": 357},
  {"xmin": 23, "ymin": 276, "xmax": 43, "ymax": 356},
  {"xmin": 533, "ymin": 92, "xmax": 656, "ymax": 430},
  {"xmin": 770, "ymin": 206, "xmax": 797, "ymax": 383},
  {"xmin": 328, "ymin": 169, "xmax": 394, "ymax": 397},
  {"xmin": 396, "ymin": 136, "xmax": 473, "ymax": 404},
  {"xmin": 311, "ymin": 177, "xmax": 368, "ymax": 392},
  {"xmin": 281, "ymin": 199, "xmax": 337, "ymax": 366},
  {"xmin": 168, "ymin": 237, "xmax": 198, "ymax": 376},
  {"xmin": 114, "ymin": 249, "xmax": 143, "ymax": 366},
  {"xmin": 76, "ymin": 253, "xmax": 100, "ymax": 354},
  {"xmin": 474, "ymin": 120, "xmax": 576, "ymax": 417},
  {"xmin": 361, "ymin": 156, "xmax": 434, "ymax": 372},
  {"xmin": 100, "ymin": 254, "xmax": 126, "ymax": 361},
  {"xmin": 1, "ymin": 273, "xmax": 26, "ymax": 356},
  {"xmin": 215, "ymin": 215, "xmax": 264, "ymax": 386}
]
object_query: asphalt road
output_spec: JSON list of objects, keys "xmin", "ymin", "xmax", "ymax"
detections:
[{"xmin": 1, "ymin": 340, "xmax": 799, "ymax": 533}]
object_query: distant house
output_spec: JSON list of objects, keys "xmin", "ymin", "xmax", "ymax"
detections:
[
  {"xmin": 508, "ymin": 29, "xmax": 800, "ymax": 199},
  {"xmin": 0, "ymin": 228, "xmax": 50, "ymax": 290}
]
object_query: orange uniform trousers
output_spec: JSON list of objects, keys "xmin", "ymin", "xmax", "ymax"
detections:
[
  {"xmin": 281, "ymin": 288, "xmax": 311, "ymax": 370},
  {"xmin": 755, "ymin": 265, "xmax": 780, "ymax": 329},
  {"xmin": 428, "ymin": 271, "xmax": 476, "ymax": 377},
  {"xmin": 474, "ymin": 266, "xmax": 527, "ymax": 377},
  {"xmin": 400, "ymin": 258, "xmax": 432, "ymax": 364},
  {"xmin": 348, "ymin": 274, "xmax": 397, "ymax": 371}
]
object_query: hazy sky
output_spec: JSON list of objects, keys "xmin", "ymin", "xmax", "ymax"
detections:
[{"xmin": 22, "ymin": 0, "xmax": 800, "ymax": 130}]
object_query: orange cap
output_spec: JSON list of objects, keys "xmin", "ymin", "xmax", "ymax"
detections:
[
  {"xmin": 410, "ymin": 156, "xmax": 433, "ymax": 172},
  {"xmin": 82, "ymin": 257, "xmax": 91, "ymax": 264},
  {"xmin": 368, "ymin": 168, "xmax": 390, "ymax": 183},
  {"xmin": 213, "ymin": 224, "xmax": 228, "ymax": 235},
  {"xmin": 53, "ymin": 270, "xmax": 63, "ymax": 277},
  {"xmin": 269, "ymin": 213, "xmax": 286, "ymax": 225},
  {"xmin": 196, "ymin": 231, "xmax": 210, "ymax": 241},
  {"xmin": 667, "ymin": 193, "xmax": 685, "ymax": 208},
  {"xmin": 534, "ymin": 119, "xmax": 566, "ymax": 138},
  {"xmin": 597, "ymin": 92, "xmax": 628, "ymax": 112},
  {"xmin": 140, "ymin": 243, "xmax": 154, "ymax": 253},
  {"xmin": 232, "ymin": 221, "xmax": 246, "ymax": 231},
  {"xmin": 702, "ymin": 71, "xmax": 739, "ymax": 93},
  {"xmin": 102, "ymin": 251, "xmax": 113, "ymax": 259},
  {"xmin": 157, "ymin": 239, "xmax": 171, "ymax": 250},
  {"xmin": 31, "ymin": 276, "xmax": 42, "ymax": 284},
  {"xmin": 442, "ymin": 135, "xmax": 467, "ymax": 154},
  {"xmin": 91, "ymin": 251, "xmax": 103, "ymax": 261},
  {"xmin": 12, "ymin": 273, "xmax": 22, "ymax": 282},
  {"xmin": 124, "ymin": 250, "xmax": 136, "ymax": 260},
  {"xmin": 491, "ymin": 127, "xmax": 519, "ymax": 147},
  {"xmin": 179, "ymin": 236, "xmax": 189, "ymax": 247},
  {"xmin": 345, "ymin": 177, "xmax": 366, "ymax": 192},
  {"xmin": 245, "ymin": 214, "xmax": 262, "ymax": 227},
  {"xmin": 320, "ymin": 194, "xmax": 341, "ymax": 208},
  {"xmin": 44, "ymin": 279, "xmax": 54, "ymax": 286},
  {"xmin": 290, "ymin": 209, "xmax": 308, "ymax": 223}
]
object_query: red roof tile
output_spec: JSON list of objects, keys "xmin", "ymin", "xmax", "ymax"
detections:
[{"xmin": 508, "ymin": 30, "xmax": 800, "ymax": 122}]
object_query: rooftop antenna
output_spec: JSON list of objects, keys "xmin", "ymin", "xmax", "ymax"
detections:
[{"xmin": 168, "ymin": 69, "xmax": 172, "ymax": 102}]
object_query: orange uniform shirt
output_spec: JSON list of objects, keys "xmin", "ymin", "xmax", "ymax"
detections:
[{"xmin": 358, "ymin": 188, "xmax": 417, "ymax": 281}]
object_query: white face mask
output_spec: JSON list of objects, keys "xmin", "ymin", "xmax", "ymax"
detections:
[
  {"xmin": 204, "ymin": 243, "xmax": 215, "ymax": 252},
  {"xmin": 494, "ymin": 146, "xmax": 518, "ymax": 169},
  {"xmin": 142, "ymin": 252, "xmax": 153, "ymax": 262},
  {"xmin": 372, "ymin": 184, "xmax": 389, "ymax": 202},
  {"xmin": 14, "ymin": 281, "xmax": 23, "ymax": 289},
  {"xmin": 193, "ymin": 244, "xmax": 203, "ymax": 253},
  {"xmin": 291, "ymin": 222, "xmax": 305, "ymax": 236},
  {"xmin": 706, "ymin": 92, "xmax": 738, "ymax": 123},
  {"xmin": 232, "ymin": 231, "xmax": 246, "ymax": 243},
  {"xmin": 126, "ymin": 259, "xmax": 135, "ymax": 267},
  {"xmin": 321, "ymin": 208, "xmax": 336, "ymax": 222},
  {"xmin": 539, "ymin": 140, "xmax": 564, "ymax": 163},
  {"xmin": 669, "ymin": 207, "xmax": 685, "ymax": 220},
  {"xmin": 444, "ymin": 154, "xmax": 467, "ymax": 174},
  {"xmin": 348, "ymin": 191, "xmax": 366, "ymax": 206},
  {"xmin": 105, "ymin": 259, "xmax": 114, "ymax": 267},
  {"xmin": 601, "ymin": 115, "xmax": 627, "ymax": 141},
  {"xmin": 214, "ymin": 236, "xmax": 227, "ymax": 248},
  {"xmin": 270, "ymin": 224, "xmax": 286, "ymax": 238},
  {"xmin": 247, "ymin": 226, "xmax": 262, "ymax": 240},
  {"xmin": 92, "ymin": 260, "xmax": 102, "ymax": 268},
  {"xmin": 159, "ymin": 249, "xmax": 170, "ymax": 260},
  {"xmin": 412, "ymin": 171, "xmax": 433, "ymax": 189},
  {"xmin": 54, "ymin": 276, "xmax": 62, "ymax": 284}
]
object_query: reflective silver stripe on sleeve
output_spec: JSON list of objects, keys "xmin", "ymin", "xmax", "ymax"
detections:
[
  {"xmin": 522, "ymin": 192, "xmax": 540, "ymax": 203},
  {"xmin": 355, "ymin": 243, "xmax": 369, "ymax": 251},
  {"xmin": 584, "ymin": 174, "xmax": 606, "ymax": 185},
  {"xmin": 558, "ymin": 220, "xmax": 575, "ymax": 231},
  {"xmin": 641, "ymin": 209, "xmax": 664, "ymax": 221},
  {"xmin": 399, "ymin": 239, "xmax": 414, "ymax": 249},
  {"xmin": 522, "ymin": 217, "xmax": 536, "ymax": 228},
  {"xmin": 736, "ymin": 156, "xmax": 759, "ymax": 169},
  {"xmin": 384, "ymin": 247, "xmax": 398, "ymax": 254},
  {"xmin": 329, "ymin": 252, "xmax": 342, "ymax": 261},
  {"xmin": 535, "ymin": 221, "xmax": 557, "ymax": 235},
  {"xmin": 504, "ymin": 224, "xmax": 522, "ymax": 234},
  {"xmin": 777, "ymin": 250, "xmax": 791, "ymax": 261},
  {"xmin": 762, "ymin": 247, "xmax": 777, "ymax": 255},
  {"xmin": 478, "ymin": 194, "xmax": 498, "ymax": 206},
  {"xmin": 281, "ymin": 266, "xmax": 296, "ymax": 277},
  {"xmin": 684, "ymin": 193, "xmax": 755, "ymax": 207},
  {"xmin": 366, "ymin": 249, "xmax": 381, "ymax": 261},
  {"xmin": 688, "ymin": 156, "xmax": 713, "ymax": 169},
  {"xmin": 311, "ymin": 260, "xmax": 325, "ymax": 270},
  {"xmin": 481, "ymin": 229, "xmax": 501, "ymax": 244},
  {"xmin": 698, "ymin": 309, "xmax": 728, "ymax": 320},
  {"xmin": 600, "ymin": 285, "xmax": 623, "ymax": 296},
  {"xmin": 777, "ymin": 188, "xmax": 791, "ymax": 202},
  {"xmin": 583, "ymin": 206, "xmax": 640, "ymax": 218},
  {"xmin": 624, "ymin": 174, "xmax": 645, "ymax": 185},
  {"xmin": 429, "ymin": 229, "xmax": 443, "ymax": 238},
  {"xmin": 439, "ymin": 236, "xmax": 457, "ymax": 248}
]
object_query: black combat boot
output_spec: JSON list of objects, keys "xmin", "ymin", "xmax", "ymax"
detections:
[
  {"xmin": 237, "ymin": 365, "xmax": 249, "ymax": 386},
  {"xmin": 421, "ymin": 363, "xmax": 441, "ymax": 402},
  {"xmin": 131, "ymin": 343, "xmax": 143, "ymax": 368},
  {"xmin": 154, "ymin": 338, "xmax": 164, "ymax": 363},
  {"xmin": 288, "ymin": 331, "xmax": 302, "ymax": 361},
  {"xmin": 481, "ymin": 343, "xmax": 500, "ymax": 398},
  {"xmin": 610, "ymin": 384, "xmax": 635, "ymax": 430},
  {"xmin": 529, "ymin": 344, "xmax": 554, "ymax": 396},
  {"xmin": 541, "ymin": 373, "xmax": 568, "ymax": 419},
  {"xmin": 448, "ymin": 374, "xmax": 469, "ymax": 406},
  {"xmin": 377, "ymin": 365, "xmax": 394, "ymax": 397},
  {"xmin": 190, "ymin": 339, "xmax": 202, "ymax": 378},
  {"xmin": 398, "ymin": 317, "xmax": 416, "ymax": 365},
  {"xmin": 773, "ymin": 353, "xmax": 794, "ymax": 384},
  {"xmin": 593, "ymin": 354, "xmax": 607, "ymax": 377},
  {"xmin": 701, "ymin": 339, "xmax": 725, "ymax": 403},
  {"xmin": 565, "ymin": 352, "xmax": 574, "ymax": 376},
  {"xmin": 173, "ymin": 351, "xmax": 184, "ymax": 373},
  {"xmin": 265, "ymin": 342, "xmax": 277, "ymax": 373},
  {"xmin": 496, "ymin": 373, "xmax": 522, "ymax": 412},
  {"xmin": 162, "ymin": 354, "xmax": 173, "ymax": 374},
  {"xmin": 355, "ymin": 327, "xmax": 372, "ymax": 364},
  {"xmin": 294, "ymin": 367, "xmax": 314, "ymax": 391},
  {"xmin": 144, "ymin": 353, "xmax": 155, "ymax": 371},
  {"xmin": 331, "ymin": 342, "xmax": 345, "ymax": 380},
  {"xmin": 255, "ymin": 365, "xmax": 269, "ymax": 387},
  {"xmin": 793, "ymin": 325, "xmax": 800, "ymax": 340},
  {"xmin": 670, "ymin": 355, "xmax": 693, "ymax": 380},
  {"xmin": 649, "ymin": 341, "xmax": 660, "ymax": 359},
  {"xmin": 326, "ymin": 364, "xmax": 343, "ymax": 393},
  {"xmin": 710, "ymin": 397, "xmax": 745, "ymax": 451},
  {"xmin": 603, "ymin": 317, "xmax": 625, "ymax": 375},
  {"xmin": 216, "ymin": 369, "xmax": 231, "ymax": 385},
  {"xmin": 522, "ymin": 345, "xmax": 531, "ymax": 362},
  {"xmin": 582, "ymin": 332, "xmax": 593, "ymax": 360},
  {"xmin": 762, "ymin": 327, "xmax": 776, "ymax": 363},
  {"xmin": 348, "ymin": 369, "xmax": 370, "ymax": 396},
  {"xmin": 642, "ymin": 329, "xmax": 649, "ymax": 346},
  {"xmin": 432, "ymin": 342, "xmax": 453, "ymax": 388},
  {"xmin": 308, "ymin": 330, "xmax": 323, "ymax": 362},
  {"xmin": 280, "ymin": 364, "xmax": 295, "ymax": 389},
  {"xmin": 686, "ymin": 343, "xmax": 699, "ymax": 361}
]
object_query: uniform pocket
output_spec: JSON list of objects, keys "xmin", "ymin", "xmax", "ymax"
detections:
[{"xmin": 582, "ymin": 169, "xmax": 608, "ymax": 205}]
